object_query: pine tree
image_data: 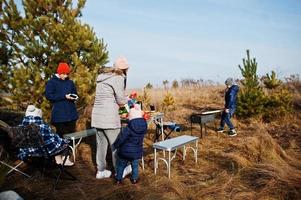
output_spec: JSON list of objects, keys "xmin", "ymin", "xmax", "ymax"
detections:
[
  {"xmin": 172, "ymin": 79, "xmax": 179, "ymax": 89},
  {"xmin": 162, "ymin": 92, "xmax": 175, "ymax": 112},
  {"xmin": 162, "ymin": 80, "xmax": 169, "ymax": 90},
  {"xmin": 262, "ymin": 71, "xmax": 292, "ymax": 121},
  {"xmin": 137, "ymin": 87, "xmax": 151, "ymax": 110},
  {"xmin": 0, "ymin": 43, "xmax": 11, "ymax": 94},
  {"xmin": 237, "ymin": 50, "xmax": 265, "ymax": 118},
  {"xmin": 262, "ymin": 70, "xmax": 282, "ymax": 90},
  {"xmin": 145, "ymin": 82, "xmax": 153, "ymax": 89},
  {"xmin": 0, "ymin": 0, "xmax": 108, "ymax": 118}
]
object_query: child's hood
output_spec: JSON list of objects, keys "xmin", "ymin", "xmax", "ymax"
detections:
[{"xmin": 128, "ymin": 118, "xmax": 147, "ymax": 135}]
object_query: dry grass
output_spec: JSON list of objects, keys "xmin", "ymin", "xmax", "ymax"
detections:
[{"xmin": 1, "ymin": 85, "xmax": 301, "ymax": 200}]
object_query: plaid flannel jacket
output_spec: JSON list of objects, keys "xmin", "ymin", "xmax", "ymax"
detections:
[{"xmin": 17, "ymin": 116, "xmax": 68, "ymax": 160}]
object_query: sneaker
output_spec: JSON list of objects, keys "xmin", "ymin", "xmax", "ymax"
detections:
[
  {"xmin": 115, "ymin": 179, "xmax": 122, "ymax": 184},
  {"xmin": 131, "ymin": 179, "xmax": 138, "ymax": 184},
  {"xmin": 63, "ymin": 158, "xmax": 74, "ymax": 166},
  {"xmin": 55, "ymin": 155, "xmax": 63, "ymax": 165},
  {"xmin": 122, "ymin": 165, "xmax": 132, "ymax": 178},
  {"xmin": 216, "ymin": 127, "xmax": 224, "ymax": 133},
  {"xmin": 96, "ymin": 170, "xmax": 112, "ymax": 179},
  {"xmin": 228, "ymin": 129, "xmax": 237, "ymax": 137},
  {"xmin": 61, "ymin": 156, "xmax": 74, "ymax": 166}
]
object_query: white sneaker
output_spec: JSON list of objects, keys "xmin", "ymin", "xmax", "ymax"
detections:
[
  {"xmin": 61, "ymin": 156, "xmax": 74, "ymax": 166},
  {"xmin": 96, "ymin": 170, "xmax": 112, "ymax": 179},
  {"xmin": 64, "ymin": 158, "xmax": 74, "ymax": 166},
  {"xmin": 55, "ymin": 155, "xmax": 63, "ymax": 164},
  {"xmin": 122, "ymin": 165, "xmax": 132, "ymax": 178},
  {"xmin": 228, "ymin": 129, "xmax": 237, "ymax": 137}
]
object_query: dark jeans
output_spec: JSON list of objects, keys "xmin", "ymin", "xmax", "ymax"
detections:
[
  {"xmin": 220, "ymin": 109, "xmax": 235, "ymax": 130},
  {"xmin": 52, "ymin": 120, "xmax": 76, "ymax": 137},
  {"xmin": 115, "ymin": 157, "xmax": 139, "ymax": 181}
]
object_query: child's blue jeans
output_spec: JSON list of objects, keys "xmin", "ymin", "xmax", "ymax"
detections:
[
  {"xmin": 220, "ymin": 109, "xmax": 235, "ymax": 130},
  {"xmin": 115, "ymin": 157, "xmax": 139, "ymax": 181}
]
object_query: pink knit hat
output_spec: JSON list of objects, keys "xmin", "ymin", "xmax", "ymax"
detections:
[
  {"xmin": 113, "ymin": 56, "xmax": 129, "ymax": 70},
  {"xmin": 128, "ymin": 105, "xmax": 143, "ymax": 120}
]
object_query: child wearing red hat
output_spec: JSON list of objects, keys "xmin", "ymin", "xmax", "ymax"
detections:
[
  {"xmin": 45, "ymin": 62, "xmax": 79, "ymax": 140},
  {"xmin": 57, "ymin": 62, "xmax": 71, "ymax": 75}
]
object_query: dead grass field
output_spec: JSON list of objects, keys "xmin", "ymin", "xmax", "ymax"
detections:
[{"xmin": 1, "ymin": 85, "xmax": 301, "ymax": 200}]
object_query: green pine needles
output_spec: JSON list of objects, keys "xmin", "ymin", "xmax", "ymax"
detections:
[
  {"xmin": 237, "ymin": 50, "xmax": 265, "ymax": 118},
  {"xmin": 0, "ymin": 0, "xmax": 108, "ymax": 119},
  {"xmin": 237, "ymin": 50, "xmax": 292, "ymax": 121}
]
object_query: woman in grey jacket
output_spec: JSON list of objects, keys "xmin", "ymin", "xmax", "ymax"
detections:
[{"xmin": 91, "ymin": 56, "xmax": 129, "ymax": 179}]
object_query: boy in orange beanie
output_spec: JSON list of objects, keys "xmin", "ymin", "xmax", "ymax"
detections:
[{"xmin": 45, "ymin": 62, "xmax": 79, "ymax": 142}]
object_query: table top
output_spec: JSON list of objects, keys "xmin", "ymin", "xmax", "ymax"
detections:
[
  {"xmin": 63, "ymin": 128, "xmax": 97, "ymax": 139},
  {"xmin": 149, "ymin": 112, "xmax": 164, "ymax": 120},
  {"xmin": 201, "ymin": 110, "xmax": 222, "ymax": 115},
  {"xmin": 153, "ymin": 135, "xmax": 199, "ymax": 151},
  {"xmin": 121, "ymin": 112, "xmax": 163, "ymax": 126}
]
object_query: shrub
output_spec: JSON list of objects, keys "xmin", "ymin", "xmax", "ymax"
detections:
[
  {"xmin": 137, "ymin": 87, "xmax": 151, "ymax": 110},
  {"xmin": 236, "ymin": 51, "xmax": 293, "ymax": 121},
  {"xmin": 262, "ymin": 70, "xmax": 282, "ymax": 89},
  {"xmin": 162, "ymin": 92, "xmax": 175, "ymax": 112},
  {"xmin": 262, "ymin": 86, "xmax": 293, "ymax": 122}
]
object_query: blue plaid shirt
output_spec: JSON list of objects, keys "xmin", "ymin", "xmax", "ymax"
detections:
[{"xmin": 17, "ymin": 116, "xmax": 69, "ymax": 160}]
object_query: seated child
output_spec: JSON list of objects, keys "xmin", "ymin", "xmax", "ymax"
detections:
[
  {"xmin": 18, "ymin": 105, "xmax": 74, "ymax": 166},
  {"xmin": 112, "ymin": 104, "xmax": 147, "ymax": 184}
]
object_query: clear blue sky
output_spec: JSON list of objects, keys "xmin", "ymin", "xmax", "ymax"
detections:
[
  {"xmin": 15, "ymin": 0, "xmax": 301, "ymax": 88},
  {"xmin": 81, "ymin": 0, "xmax": 301, "ymax": 88}
]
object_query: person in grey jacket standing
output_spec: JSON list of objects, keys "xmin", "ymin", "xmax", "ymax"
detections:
[{"xmin": 91, "ymin": 56, "xmax": 129, "ymax": 179}]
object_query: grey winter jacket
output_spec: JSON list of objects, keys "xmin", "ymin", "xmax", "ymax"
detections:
[{"xmin": 91, "ymin": 73, "xmax": 127, "ymax": 129}]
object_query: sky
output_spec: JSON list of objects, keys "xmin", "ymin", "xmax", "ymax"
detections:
[
  {"xmin": 79, "ymin": 0, "xmax": 301, "ymax": 88},
  {"xmin": 14, "ymin": 0, "xmax": 301, "ymax": 88}
]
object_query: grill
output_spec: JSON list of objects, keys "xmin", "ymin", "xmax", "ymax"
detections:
[{"xmin": 190, "ymin": 110, "xmax": 222, "ymax": 138}]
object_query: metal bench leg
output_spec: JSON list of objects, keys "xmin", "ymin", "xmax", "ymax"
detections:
[
  {"xmin": 195, "ymin": 140, "xmax": 198, "ymax": 163},
  {"xmin": 67, "ymin": 139, "xmax": 76, "ymax": 163},
  {"xmin": 160, "ymin": 118, "xmax": 164, "ymax": 141},
  {"xmin": 154, "ymin": 148, "xmax": 157, "ymax": 175},
  {"xmin": 141, "ymin": 156, "xmax": 145, "ymax": 171},
  {"xmin": 68, "ymin": 137, "xmax": 83, "ymax": 163},
  {"xmin": 168, "ymin": 151, "xmax": 171, "ymax": 179},
  {"xmin": 154, "ymin": 126, "xmax": 161, "ymax": 142},
  {"xmin": 200, "ymin": 123, "xmax": 203, "ymax": 138},
  {"xmin": 163, "ymin": 129, "xmax": 174, "ymax": 140}
]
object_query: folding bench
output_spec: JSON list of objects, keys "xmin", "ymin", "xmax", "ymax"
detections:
[
  {"xmin": 154, "ymin": 121, "xmax": 181, "ymax": 142},
  {"xmin": 63, "ymin": 128, "xmax": 97, "ymax": 163},
  {"xmin": 153, "ymin": 135, "xmax": 199, "ymax": 178}
]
